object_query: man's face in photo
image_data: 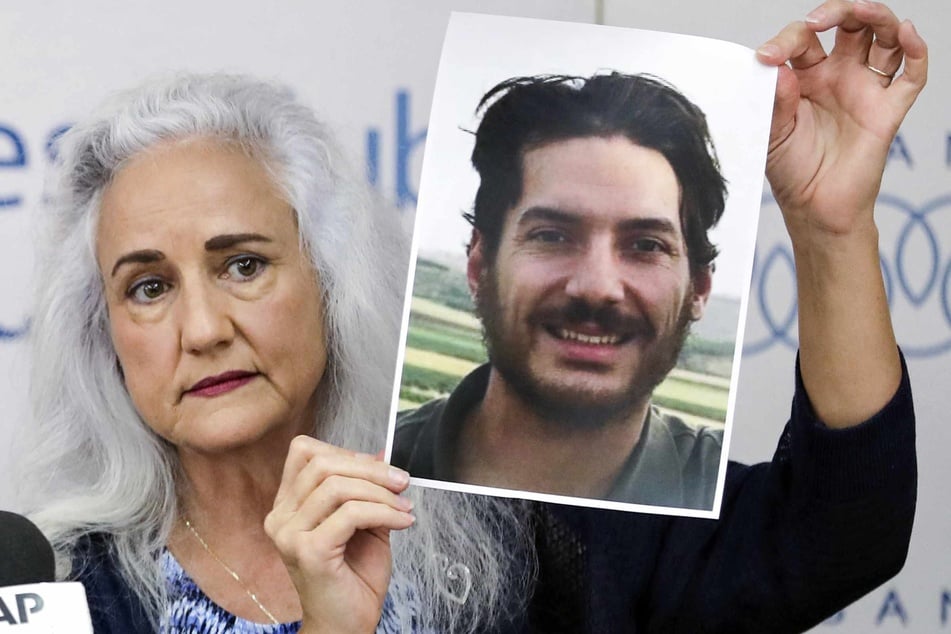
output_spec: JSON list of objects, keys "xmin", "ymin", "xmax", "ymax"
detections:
[{"xmin": 468, "ymin": 135, "xmax": 712, "ymax": 427}]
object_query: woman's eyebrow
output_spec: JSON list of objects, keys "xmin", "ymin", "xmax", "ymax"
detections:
[
  {"xmin": 109, "ymin": 234, "xmax": 273, "ymax": 278},
  {"xmin": 204, "ymin": 233, "xmax": 273, "ymax": 251},
  {"xmin": 111, "ymin": 250, "xmax": 164, "ymax": 277}
]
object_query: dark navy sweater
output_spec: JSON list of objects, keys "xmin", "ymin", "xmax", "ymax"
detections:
[{"xmin": 75, "ymin": 356, "xmax": 916, "ymax": 633}]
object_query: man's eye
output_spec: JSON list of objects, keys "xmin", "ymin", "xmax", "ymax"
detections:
[
  {"xmin": 528, "ymin": 229, "xmax": 569, "ymax": 244},
  {"xmin": 225, "ymin": 256, "xmax": 267, "ymax": 281},
  {"xmin": 628, "ymin": 238, "xmax": 667, "ymax": 253},
  {"xmin": 128, "ymin": 279, "xmax": 168, "ymax": 304}
]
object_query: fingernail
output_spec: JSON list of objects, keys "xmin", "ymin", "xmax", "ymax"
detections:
[
  {"xmin": 389, "ymin": 466, "xmax": 410, "ymax": 487},
  {"xmin": 756, "ymin": 43, "xmax": 781, "ymax": 58},
  {"xmin": 396, "ymin": 496, "xmax": 414, "ymax": 512},
  {"xmin": 805, "ymin": 9, "xmax": 825, "ymax": 24},
  {"xmin": 855, "ymin": 0, "xmax": 873, "ymax": 5}
]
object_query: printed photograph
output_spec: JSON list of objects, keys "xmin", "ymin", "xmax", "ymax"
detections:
[{"xmin": 387, "ymin": 12, "xmax": 776, "ymax": 518}]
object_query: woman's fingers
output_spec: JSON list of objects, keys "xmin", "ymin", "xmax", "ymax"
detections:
[
  {"xmin": 860, "ymin": 3, "xmax": 903, "ymax": 77},
  {"xmin": 757, "ymin": 1, "xmax": 927, "ymax": 135},
  {"xmin": 286, "ymin": 474, "xmax": 414, "ymax": 532},
  {"xmin": 805, "ymin": 0, "xmax": 898, "ymax": 38},
  {"xmin": 266, "ymin": 435, "xmax": 414, "ymax": 567},
  {"xmin": 756, "ymin": 21, "xmax": 827, "ymax": 70},
  {"xmin": 305, "ymin": 500, "xmax": 415, "ymax": 557},
  {"xmin": 890, "ymin": 20, "xmax": 928, "ymax": 109},
  {"xmin": 803, "ymin": 0, "xmax": 870, "ymax": 34},
  {"xmin": 274, "ymin": 435, "xmax": 409, "ymax": 510},
  {"xmin": 267, "ymin": 496, "xmax": 414, "ymax": 563},
  {"xmin": 804, "ymin": 0, "xmax": 904, "ymax": 82},
  {"xmin": 767, "ymin": 66, "xmax": 801, "ymax": 151}
]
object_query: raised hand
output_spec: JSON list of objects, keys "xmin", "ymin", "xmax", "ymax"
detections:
[
  {"xmin": 264, "ymin": 437, "xmax": 414, "ymax": 634},
  {"xmin": 754, "ymin": 1, "xmax": 927, "ymax": 427},
  {"xmin": 756, "ymin": 0, "xmax": 928, "ymax": 237}
]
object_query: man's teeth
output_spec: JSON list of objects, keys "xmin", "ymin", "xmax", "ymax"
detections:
[{"xmin": 558, "ymin": 329, "xmax": 620, "ymax": 345}]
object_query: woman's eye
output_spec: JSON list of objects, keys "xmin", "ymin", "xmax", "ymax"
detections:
[
  {"xmin": 128, "ymin": 279, "xmax": 168, "ymax": 304},
  {"xmin": 225, "ymin": 256, "xmax": 266, "ymax": 281}
]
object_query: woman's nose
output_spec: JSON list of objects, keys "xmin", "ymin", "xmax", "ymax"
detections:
[{"xmin": 177, "ymin": 282, "xmax": 235, "ymax": 354}]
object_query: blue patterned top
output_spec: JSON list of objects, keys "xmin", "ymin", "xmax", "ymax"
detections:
[{"xmin": 161, "ymin": 550, "xmax": 409, "ymax": 633}]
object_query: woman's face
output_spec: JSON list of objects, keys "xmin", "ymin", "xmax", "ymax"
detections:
[{"xmin": 96, "ymin": 139, "xmax": 328, "ymax": 454}]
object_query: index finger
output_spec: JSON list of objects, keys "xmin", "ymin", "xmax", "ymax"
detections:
[
  {"xmin": 805, "ymin": 0, "xmax": 898, "ymax": 40},
  {"xmin": 275, "ymin": 436, "xmax": 410, "ymax": 510},
  {"xmin": 274, "ymin": 435, "xmax": 369, "ymax": 506},
  {"xmin": 756, "ymin": 20, "xmax": 826, "ymax": 70}
]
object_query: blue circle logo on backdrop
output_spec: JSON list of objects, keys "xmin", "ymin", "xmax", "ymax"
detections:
[{"xmin": 744, "ymin": 192, "xmax": 951, "ymax": 358}]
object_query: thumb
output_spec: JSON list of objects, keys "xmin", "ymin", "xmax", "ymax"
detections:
[{"xmin": 768, "ymin": 65, "xmax": 801, "ymax": 152}]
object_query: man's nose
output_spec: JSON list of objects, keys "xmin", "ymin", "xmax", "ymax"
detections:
[
  {"xmin": 564, "ymin": 242, "xmax": 626, "ymax": 304},
  {"xmin": 177, "ymin": 282, "xmax": 235, "ymax": 354}
]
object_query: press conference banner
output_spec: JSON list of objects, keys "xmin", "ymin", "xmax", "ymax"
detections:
[{"xmin": 1, "ymin": 2, "xmax": 947, "ymax": 631}]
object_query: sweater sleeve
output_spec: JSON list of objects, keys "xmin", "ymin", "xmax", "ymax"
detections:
[
  {"xmin": 643, "ymin": 350, "xmax": 916, "ymax": 633},
  {"xmin": 71, "ymin": 534, "xmax": 154, "ymax": 633}
]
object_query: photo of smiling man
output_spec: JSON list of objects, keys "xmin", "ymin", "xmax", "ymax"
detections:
[{"xmin": 388, "ymin": 14, "xmax": 774, "ymax": 516}]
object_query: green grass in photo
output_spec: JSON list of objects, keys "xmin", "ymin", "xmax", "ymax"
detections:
[{"xmin": 406, "ymin": 321, "xmax": 487, "ymax": 364}]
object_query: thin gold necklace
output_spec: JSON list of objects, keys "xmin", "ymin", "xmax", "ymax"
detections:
[{"xmin": 181, "ymin": 517, "xmax": 280, "ymax": 625}]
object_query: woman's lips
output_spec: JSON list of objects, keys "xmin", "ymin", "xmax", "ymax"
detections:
[{"xmin": 185, "ymin": 371, "xmax": 257, "ymax": 398}]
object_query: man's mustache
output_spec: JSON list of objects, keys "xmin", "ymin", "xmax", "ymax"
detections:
[{"xmin": 532, "ymin": 298, "xmax": 655, "ymax": 339}]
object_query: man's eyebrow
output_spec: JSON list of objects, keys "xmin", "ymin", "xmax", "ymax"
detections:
[
  {"xmin": 617, "ymin": 217, "xmax": 680, "ymax": 235},
  {"xmin": 515, "ymin": 206, "xmax": 582, "ymax": 227},
  {"xmin": 204, "ymin": 233, "xmax": 273, "ymax": 251},
  {"xmin": 111, "ymin": 250, "xmax": 164, "ymax": 277},
  {"xmin": 517, "ymin": 207, "xmax": 680, "ymax": 236}
]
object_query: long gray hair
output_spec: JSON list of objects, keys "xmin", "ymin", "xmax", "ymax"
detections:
[{"xmin": 17, "ymin": 73, "xmax": 531, "ymax": 632}]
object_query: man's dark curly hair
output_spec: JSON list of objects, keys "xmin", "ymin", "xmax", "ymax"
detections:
[{"xmin": 465, "ymin": 72, "xmax": 727, "ymax": 274}]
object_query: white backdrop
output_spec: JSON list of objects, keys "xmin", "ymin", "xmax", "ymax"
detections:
[{"xmin": 1, "ymin": 2, "xmax": 947, "ymax": 631}]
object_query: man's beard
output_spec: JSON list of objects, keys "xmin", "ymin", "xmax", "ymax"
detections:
[{"xmin": 475, "ymin": 268, "xmax": 693, "ymax": 429}]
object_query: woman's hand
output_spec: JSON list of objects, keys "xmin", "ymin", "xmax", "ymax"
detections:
[
  {"xmin": 264, "ymin": 436, "xmax": 414, "ymax": 634},
  {"xmin": 756, "ymin": 0, "xmax": 927, "ymax": 239},
  {"xmin": 755, "ymin": 1, "xmax": 927, "ymax": 427}
]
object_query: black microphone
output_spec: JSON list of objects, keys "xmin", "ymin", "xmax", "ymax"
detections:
[
  {"xmin": 0, "ymin": 510, "xmax": 93, "ymax": 631},
  {"xmin": 0, "ymin": 510, "xmax": 55, "ymax": 586}
]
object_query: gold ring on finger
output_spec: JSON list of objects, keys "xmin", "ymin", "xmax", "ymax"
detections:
[{"xmin": 866, "ymin": 64, "xmax": 895, "ymax": 79}]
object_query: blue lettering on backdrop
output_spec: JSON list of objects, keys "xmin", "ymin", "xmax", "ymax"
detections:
[
  {"xmin": 364, "ymin": 89, "xmax": 426, "ymax": 208},
  {"xmin": 366, "ymin": 128, "xmax": 380, "ymax": 185},
  {"xmin": 0, "ymin": 325, "xmax": 27, "ymax": 340},
  {"xmin": 1, "ymin": 123, "xmax": 69, "ymax": 340},
  {"xmin": 745, "ymin": 191, "xmax": 951, "ymax": 358},
  {"xmin": 887, "ymin": 133, "xmax": 913, "ymax": 167},
  {"xmin": 45, "ymin": 124, "xmax": 71, "ymax": 163},
  {"xmin": 876, "ymin": 589, "xmax": 909, "ymax": 625},
  {"xmin": 0, "ymin": 124, "xmax": 27, "ymax": 208},
  {"xmin": 396, "ymin": 90, "xmax": 425, "ymax": 207},
  {"xmin": 941, "ymin": 589, "xmax": 950, "ymax": 625}
]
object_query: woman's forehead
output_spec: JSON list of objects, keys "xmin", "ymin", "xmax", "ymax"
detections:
[{"xmin": 95, "ymin": 139, "xmax": 296, "ymax": 259}]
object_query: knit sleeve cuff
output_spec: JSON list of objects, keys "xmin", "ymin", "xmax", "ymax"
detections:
[{"xmin": 788, "ymin": 349, "xmax": 916, "ymax": 503}]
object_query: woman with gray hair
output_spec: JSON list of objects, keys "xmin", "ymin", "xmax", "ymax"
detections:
[{"xmin": 17, "ymin": 73, "xmax": 528, "ymax": 633}]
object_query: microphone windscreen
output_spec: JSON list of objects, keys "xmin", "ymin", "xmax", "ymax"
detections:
[{"xmin": 0, "ymin": 511, "xmax": 55, "ymax": 586}]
